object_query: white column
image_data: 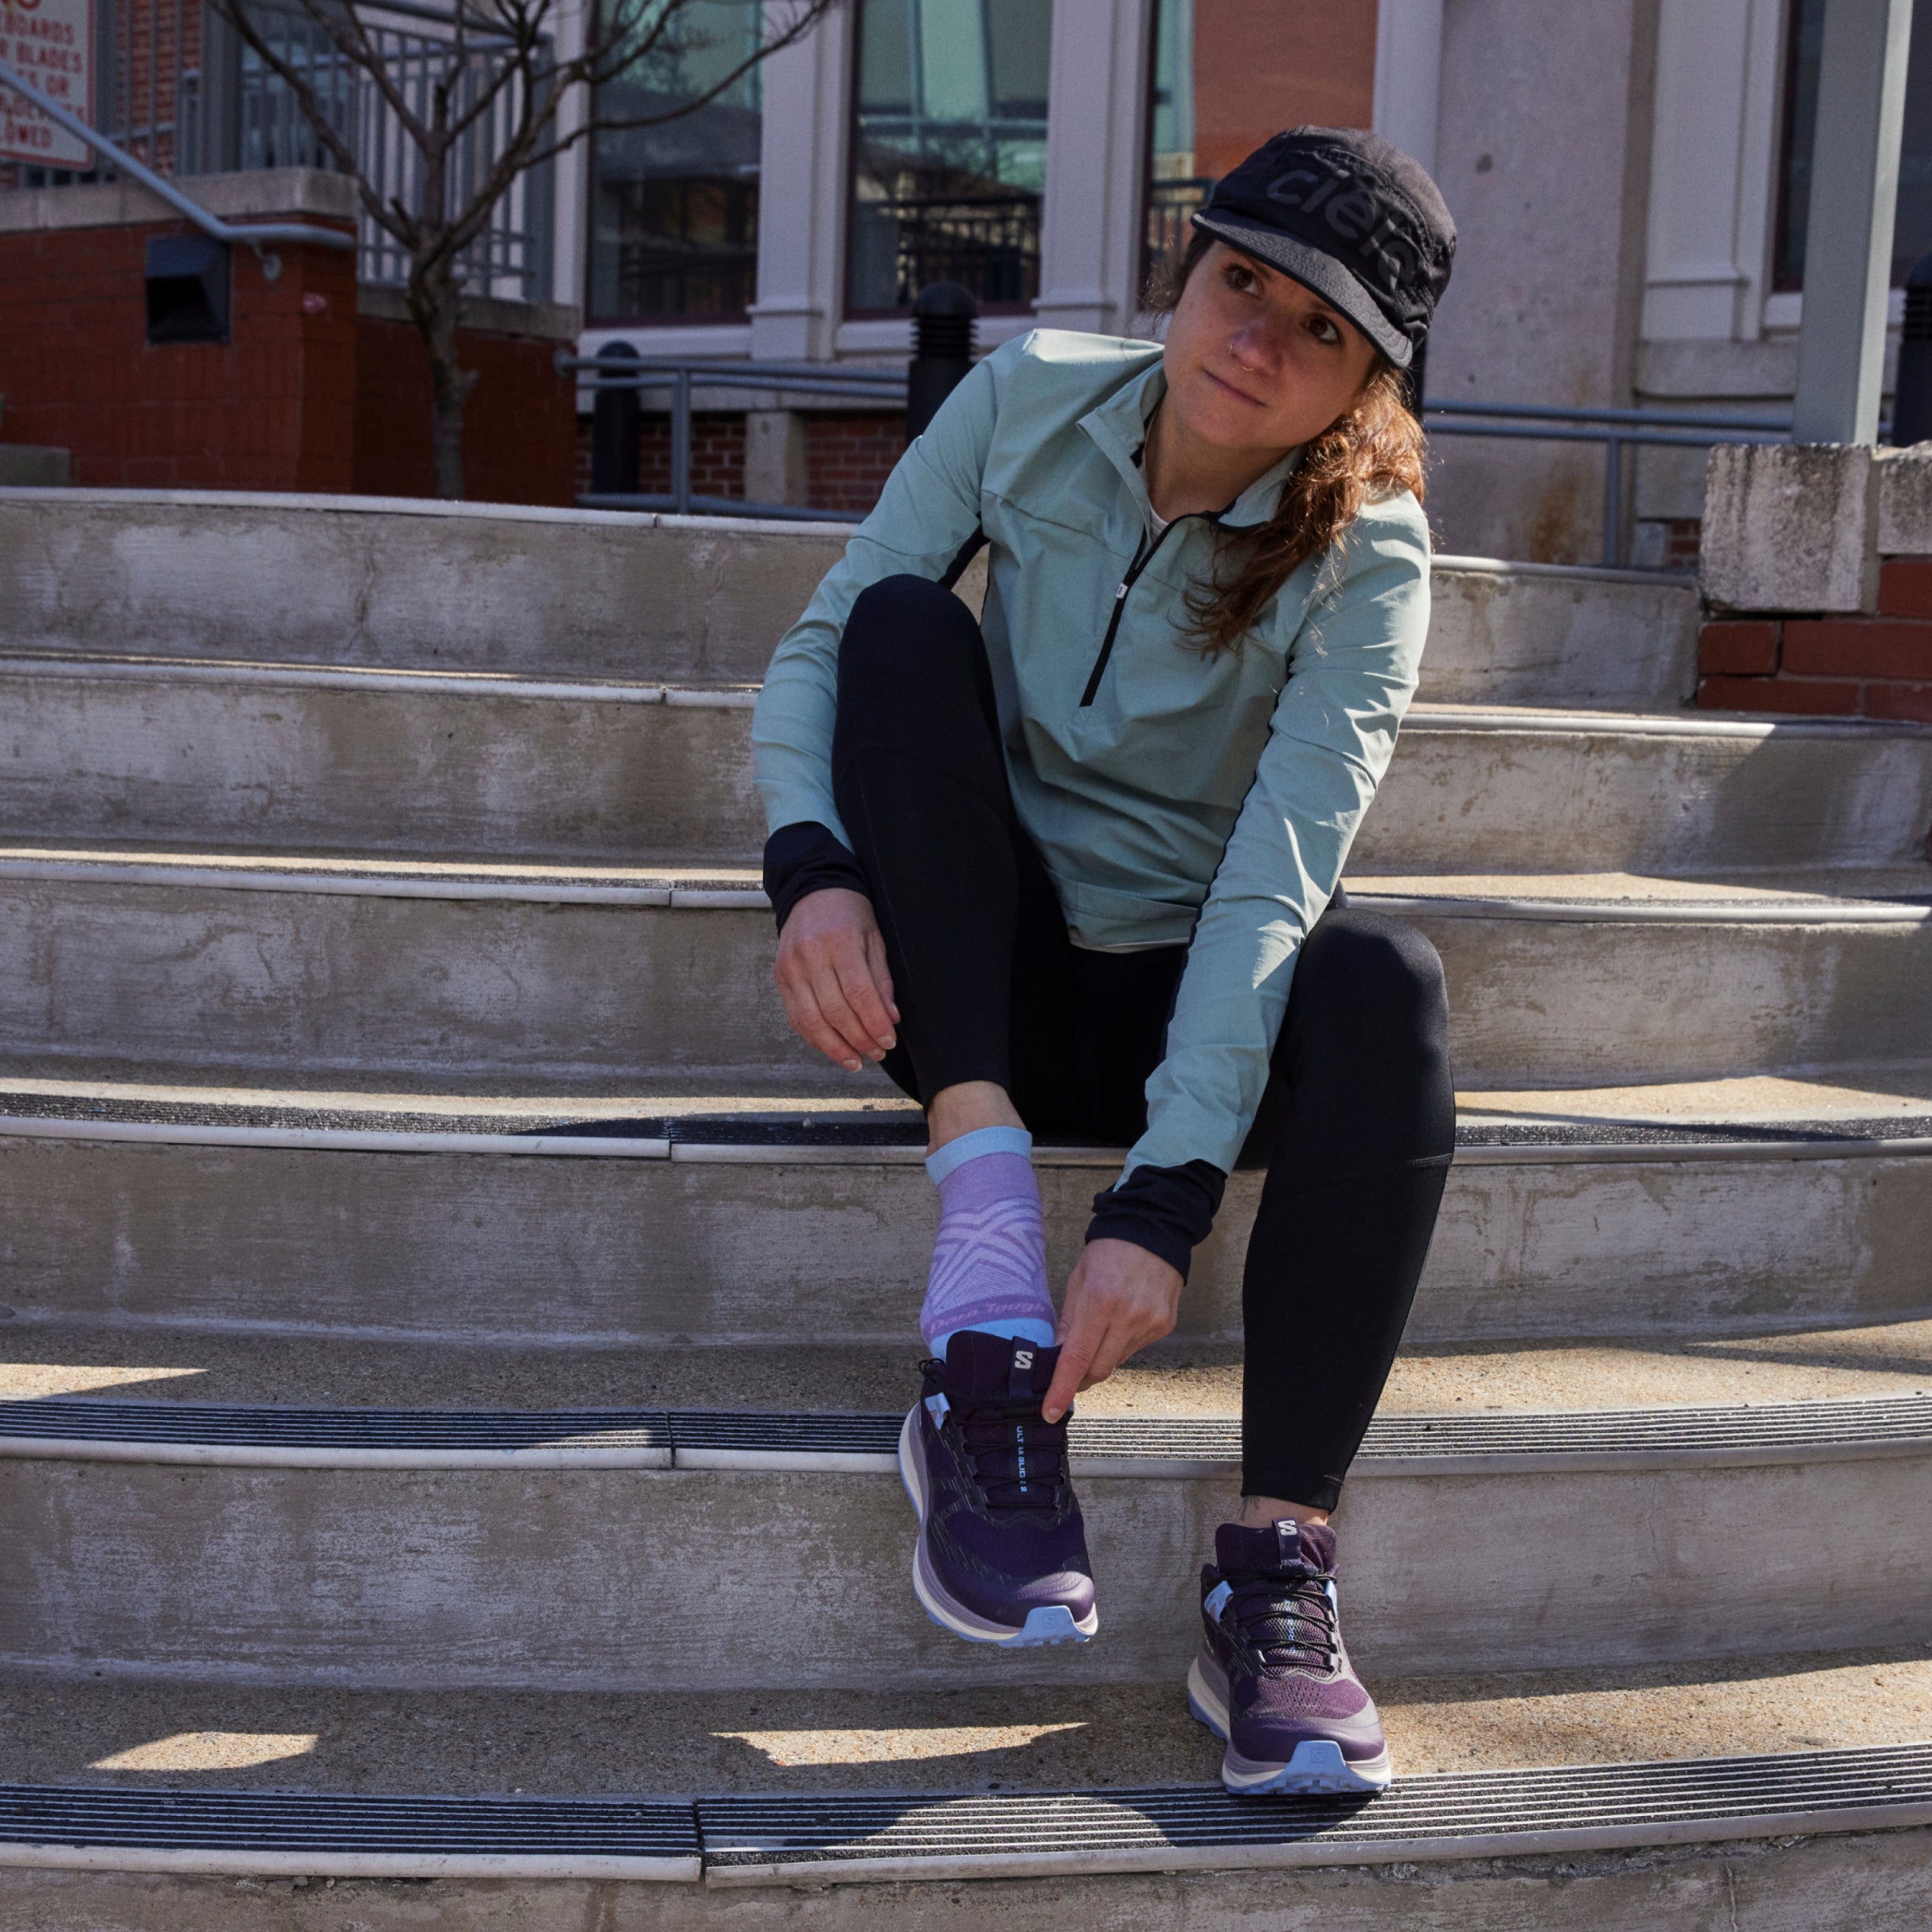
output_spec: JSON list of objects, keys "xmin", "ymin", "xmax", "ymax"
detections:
[
  {"xmin": 549, "ymin": 0, "xmax": 592, "ymax": 313},
  {"xmin": 747, "ymin": 0, "xmax": 852, "ymax": 361},
  {"xmin": 1792, "ymin": 0, "xmax": 1913, "ymax": 444},
  {"xmin": 1372, "ymin": 0, "xmax": 1443, "ymax": 174},
  {"xmin": 1033, "ymin": 0, "xmax": 1156, "ymax": 338}
]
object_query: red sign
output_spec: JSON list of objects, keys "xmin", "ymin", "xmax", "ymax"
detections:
[{"xmin": 2, "ymin": 0, "xmax": 94, "ymax": 169}]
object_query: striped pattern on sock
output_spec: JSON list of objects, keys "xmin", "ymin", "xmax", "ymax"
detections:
[{"xmin": 921, "ymin": 1132, "xmax": 1055, "ymax": 1353}]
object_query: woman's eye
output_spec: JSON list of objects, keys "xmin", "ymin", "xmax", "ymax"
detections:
[
  {"xmin": 1309, "ymin": 316, "xmax": 1340, "ymax": 344},
  {"xmin": 1224, "ymin": 265, "xmax": 1256, "ymax": 293}
]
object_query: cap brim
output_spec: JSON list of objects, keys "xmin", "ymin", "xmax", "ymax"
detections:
[{"xmin": 1190, "ymin": 212, "xmax": 1413, "ymax": 369}]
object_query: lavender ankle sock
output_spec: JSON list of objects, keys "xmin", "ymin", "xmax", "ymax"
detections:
[{"xmin": 922, "ymin": 1126, "xmax": 1057, "ymax": 1358}]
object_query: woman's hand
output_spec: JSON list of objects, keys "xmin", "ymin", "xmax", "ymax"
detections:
[
  {"xmin": 774, "ymin": 887, "xmax": 900, "ymax": 1072},
  {"xmin": 1042, "ymin": 1238, "xmax": 1184, "ymax": 1422}
]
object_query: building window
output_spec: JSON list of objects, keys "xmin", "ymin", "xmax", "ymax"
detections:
[
  {"xmin": 1773, "ymin": 0, "xmax": 1932, "ymax": 291},
  {"xmin": 588, "ymin": 0, "xmax": 762, "ymax": 325},
  {"xmin": 1141, "ymin": 0, "xmax": 1379, "ymax": 285},
  {"xmin": 844, "ymin": 0, "xmax": 1054, "ymax": 316}
]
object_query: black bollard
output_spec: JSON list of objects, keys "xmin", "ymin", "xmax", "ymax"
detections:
[
  {"xmin": 1893, "ymin": 253, "xmax": 1932, "ymax": 447},
  {"xmin": 906, "ymin": 283, "xmax": 978, "ymax": 441},
  {"xmin": 590, "ymin": 340, "xmax": 642, "ymax": 493}
]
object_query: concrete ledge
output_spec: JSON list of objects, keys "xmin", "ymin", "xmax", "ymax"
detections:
[
  {"xmin": 1701, "ymin": 444, "xmax": 1880, "ymax": 613},
  {"xmin": 0, "ymin": 167, "xmax": 358, "ymax": 235},
  {"xmin": 357, "ymin": 283, "xmax": 582, "ymax": 345}
]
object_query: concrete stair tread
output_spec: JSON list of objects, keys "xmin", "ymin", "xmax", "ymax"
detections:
[
  {"xmin": 0, "ymin": 1650, "xmax": 1925, "ymax": 1797},
  {"xmin": 14, "ymin": 644, "xmax": 1930, "ymax": 744},
  {"xmin": 2, "ymin": 1325, "xmax": 1930, "ymax": 1422},
  {"xmin": 3, "ymin": 1067, "xmax": 1929, "ymax": 1145}
]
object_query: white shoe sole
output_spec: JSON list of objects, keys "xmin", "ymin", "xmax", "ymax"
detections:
[
  {"xmin": 1187, "ymin": 1654, "xmax": 1393, "ymax": 1794},
  {"xmin": 898, "ymin": 1408, "xmax": 1099, "ymax": 1649}
]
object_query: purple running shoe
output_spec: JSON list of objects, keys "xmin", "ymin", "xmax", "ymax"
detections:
[
  {"xmin": 1187, "ymin": 1517, "xmax": 1392, "ymax": 1794},
  {"xmin": 896, "ymin": 1331, "xmax": 1098, "ymax": 1647}
]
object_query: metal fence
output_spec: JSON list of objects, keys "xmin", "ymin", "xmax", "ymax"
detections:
[
  {"xmin": 22, "ymin": 0, "xmax": 551, "ymax": 302},
  {"xmin": 848, "ymin": 189, "xmax": 1041, "ymax": 311},
  {"xmin": 1422, "ymin": 401, "xmax": 1795, "ymax": 568}
]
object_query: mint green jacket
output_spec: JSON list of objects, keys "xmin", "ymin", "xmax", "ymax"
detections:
[{"xmin": 752, "ymin": 328, "xmax": 1431, "ymax": 1182}]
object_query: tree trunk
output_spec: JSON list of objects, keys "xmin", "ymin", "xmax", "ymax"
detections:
[{"xmin": 411, "ymin": 264, "xmax": 479, "ymax": 501}]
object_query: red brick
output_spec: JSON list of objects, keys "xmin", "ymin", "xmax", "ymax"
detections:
[
  {"xmin": 1862, "ymin": 679, "xmax": 1932, "ymax": 723},
  {"xmin": 1698, "ymin": 621, "xmax": 1781, "ymax": 677},
  {"xmin": 1782, "ymin": 617, "xmax": 1932, "ymax": 679},
  {"xmin": 1876, "ymin": 556, "xmax": 1932, "ymax": 617},
  {"xmin": 1696, "ymin": 675, "xmax": 1862, "ymax": 716}
]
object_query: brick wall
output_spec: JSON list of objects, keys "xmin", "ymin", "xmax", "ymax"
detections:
[
  {"xmin": 354, "ymin": 314, "xmax": 575, "ymax": 506},
  {"xmin": 805, "ymin": 411, "xmax": 904, "ymax": 516},
  {"xmin": 0, "ymin": 205, "xmax": 575, "ymax": 502},
  {"xmin": 572, "ymin": 406, "xmax": 903, "ymax": 515},
  {"xmin": 0, "ymin": 217, "xmax": 359, "ymax": 490},
  {"xmin": 1697, "ymin": 559, "xmax": 1932, "ymax": 722}
]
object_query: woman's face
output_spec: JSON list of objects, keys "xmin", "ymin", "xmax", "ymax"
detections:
[{"xmin": 1161, "ymin": 242, "xmax": 1381, "ymax": 457}]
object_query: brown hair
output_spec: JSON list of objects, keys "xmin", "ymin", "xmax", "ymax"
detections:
[{"xmin": 1146, "ymin": 230, "xmax": 1427, "ymax": 656}]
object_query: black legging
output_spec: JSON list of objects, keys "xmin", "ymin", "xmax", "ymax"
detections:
[{"xmin": 831, "ymin": 575, "xmax": 1455, "ymax": 1509}]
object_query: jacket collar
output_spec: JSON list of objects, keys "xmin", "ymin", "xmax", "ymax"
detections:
[{"xmin": 1077, "ymin": 357, "xmax": 1302, "ymax": 533}]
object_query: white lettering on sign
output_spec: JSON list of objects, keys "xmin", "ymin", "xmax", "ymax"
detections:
[{"xmin": 1, "ymin": 0, "xmax": 95, "ymax": 170}]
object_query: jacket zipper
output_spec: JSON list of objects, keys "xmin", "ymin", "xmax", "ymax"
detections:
[{"xmin": 1078, "ymin": 515, "xmax": 1185, "ymax": 707}]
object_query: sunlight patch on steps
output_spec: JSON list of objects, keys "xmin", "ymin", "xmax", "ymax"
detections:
[
  {"xmin": 89, "ymin": 1731, "xmax": 320, "ymax": 1771},
  {"xmin": 716, "ymin": 1724, "xmax": 1087, "ymax": 1768},
  {"xmin": 0, "ymin": 1364, "xmax": 204, "ymax": 1399}
]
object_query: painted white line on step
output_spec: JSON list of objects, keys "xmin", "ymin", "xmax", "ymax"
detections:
[
  {"xmin": 1356, "ymin": 893, "xmax": 1932, "ymax": 925},
  {"xmin": 0, "ymin": 1847, "xmax": 700, "ymax": 1882}
]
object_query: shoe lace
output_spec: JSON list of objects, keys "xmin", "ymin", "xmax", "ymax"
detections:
[
  {"xmin": 950, "ymin": 1393, "xmax": 1071, "ymax": 1515},
  {"xmin": 1221, "ymin": 1564, "xmax": 1340, "ymax": 1674}
]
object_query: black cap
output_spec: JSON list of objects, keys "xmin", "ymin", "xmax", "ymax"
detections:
[{"xmin": 1191, "ymin": 127, "xmax": 1455, "ymax": 369}]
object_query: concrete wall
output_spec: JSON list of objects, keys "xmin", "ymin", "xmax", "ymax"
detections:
[{"xmin": 1423, "ymin": 0, "xmax": 1660, "ymax": 563}]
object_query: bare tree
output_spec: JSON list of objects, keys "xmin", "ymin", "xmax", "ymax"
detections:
[{"xmin": 206, "ymin": 0, "xmax": 835, "ymax": 497}]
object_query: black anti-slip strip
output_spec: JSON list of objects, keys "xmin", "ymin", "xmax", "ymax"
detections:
[
  {"xmin": 697, "ymin": 1742, "xmax": 1932, "ymax": 1872},
  {"xmin": 3, "ymin": 1746, "xmax": 1926, "ymax": 1876},
  {"xmin": 0, "ymin": 1784, "xmax": 697, "ymax": 1857}
]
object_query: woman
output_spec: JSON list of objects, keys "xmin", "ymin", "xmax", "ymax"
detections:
[{"xmin": 751, "ymin": 128, "xmax": 1457, "ymax": 1797}]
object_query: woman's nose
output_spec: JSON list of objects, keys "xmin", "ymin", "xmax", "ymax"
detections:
[{"xmin": 1226, "ymin": 322, "xmax": 1282, "ymax": 371}]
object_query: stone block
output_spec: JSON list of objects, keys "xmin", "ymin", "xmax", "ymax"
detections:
[
  {"xmin": 1876, "ymin": 444, "xmax": 1932, "ymax": 555},
  {"xmin": 0, "ymin": 445, "xmax": 68, "ymax": 485},
  {"xmin": 743, "ymin": 410, "xmax": 808, "ymax": 507},
  {"xmin": 1700, "ymin": 443, "xmax": 1879, "ymax": 613}
]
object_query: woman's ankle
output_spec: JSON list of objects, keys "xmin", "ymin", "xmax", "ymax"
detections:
[
  {"xmin": 926, "ymin": 1080, "xmax": 1025, "ymax": 1156},
  {"xmin": 1236, "ymin": 1494, "xmax": 1331, "ymax": 1530}
]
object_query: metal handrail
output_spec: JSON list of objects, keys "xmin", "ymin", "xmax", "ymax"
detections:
[
  {"xmin": 562, "ymin": 351, "xmax": 909, "ymax": 518},
  {"xmin": 1426, "ymin": 399, "xmax": 1793, "ymax": 433},
  {"xmin": 561, "ymin": 350, "xmax": 1808, "ymax": 562},
  {"xmin": 0, "ymin": 58, "xmax": 356, "ymax": 277},
  {"xmin": 1420, "ymin": 398, "xmax": 1802, "ymax": 567}
]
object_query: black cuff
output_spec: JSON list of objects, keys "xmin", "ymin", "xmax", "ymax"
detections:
[
  {"xmin": 1086, "ymin": 1159, "xmax": 1227, "ymax": 1282},
  {"xmin": 763, "ymin": 821, "xmax": 873, "ymax": 934}
]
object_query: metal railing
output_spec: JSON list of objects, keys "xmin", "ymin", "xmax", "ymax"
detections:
[
  {"xmin": 0, "ymin": 57, "xmax": 354, "ymax": 270},
  {"xmin": 565, "ymin": 357, "xmax": 1814, "ymax": 560},
  {"xmin": 847, "ymin": 189, "xmax": 1040, "ymax": 311},
  {"xmin": 1422, "ymin": 400, "xmax": 1795, "ymax": 567},
  {"xmin": 561, "ymin": 354, "xmax": 907, "ymax": 519},
  {"xmin": 6, "ymin": 0, "xmax": 551, "ymax": 303}
]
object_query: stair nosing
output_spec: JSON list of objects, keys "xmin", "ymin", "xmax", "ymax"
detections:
[
  {"xmin": 0, "ymin": 1743, "xmax": 1925, "ymax": 1886},
  {"xmin": 0, "ymin": 1395, "xmax": 1925, "ymax": 1477}
]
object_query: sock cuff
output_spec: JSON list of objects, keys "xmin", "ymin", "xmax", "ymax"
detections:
[{"xmin": 925, "ymin": 1124, "xmax": 1034, "ymax": 1184}]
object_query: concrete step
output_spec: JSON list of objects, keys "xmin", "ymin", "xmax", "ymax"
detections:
[
  {"xmin": 0, "ymin": 1078, "xmax": 1926, "ymax": 1348},
  {"xmin": 4, "ymin": 1649, "xmax": 1926, "ymax": 1798},
  {"xmin": 0, "ymin": 487, "xmax": 1701, "ymax": 706},
  {"xmin": 0, "ymin": 1674, "xmax": 1926, "ymax": 1922},
  {"xmin": 1, "ymin": 848, "xmax": 1926, "ymax": 1090},
  {"xmin": 6, "ymin": 654, "xmax": 1928, "ymax": 871},
  {"xmin": 0, "ymin": 1379, "xmax": 1926, "ymax": 1686},
  {"xmin": 2, "ymin": 1321, "xmax": 1927, "ymax": 1431}
]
